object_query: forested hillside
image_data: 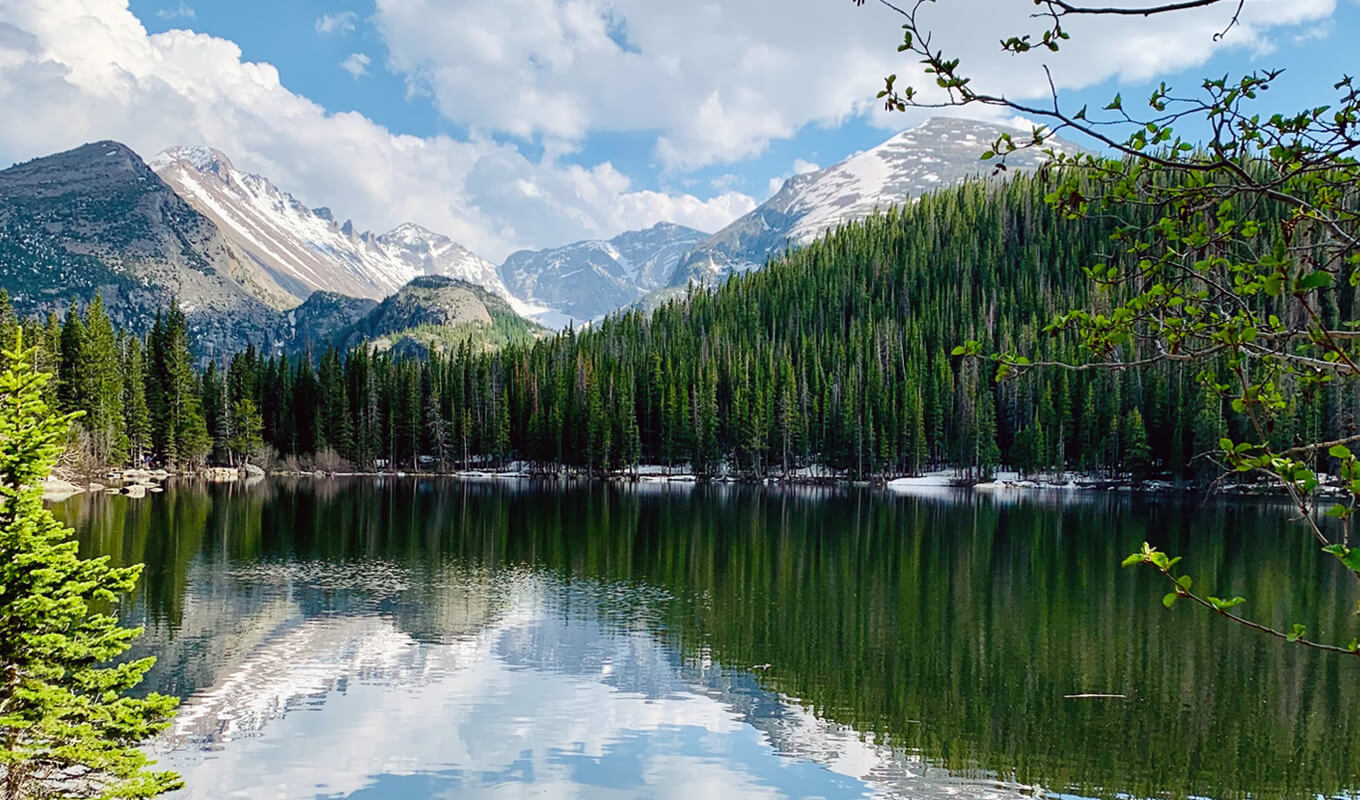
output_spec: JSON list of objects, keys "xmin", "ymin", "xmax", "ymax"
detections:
[{"xmin": 27, "ymin": 171, "xmax": 1359, "ymax": 480}]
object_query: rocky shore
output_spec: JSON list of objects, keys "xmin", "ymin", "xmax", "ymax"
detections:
[{"xmin": 41, "ymin": 464, "xmax": 266, "ymax": 502}]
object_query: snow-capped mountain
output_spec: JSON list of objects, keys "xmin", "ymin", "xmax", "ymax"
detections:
[
  {"xmin": 0, "ymin": 140, "xmax": 298, "ymax": 356},
  {"xmin": 670, "ymin": 117, "xmax": 1082, "ymax": 286},
  {"xmin": 150, "ymin": 146, "xmax": 537, "ymax": 316},
  {"xmin": 499, "ymin": 222, "xmax": 708, "ymax": 321}
]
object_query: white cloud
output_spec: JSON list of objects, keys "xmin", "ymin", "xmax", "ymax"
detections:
[
  {"xmin": 314, "ymin": 10, "xmax": 357, "ymax": 35},
  {"xmin": 373, "ymin": 0, "xmax": 1336, "ymax": 170},
  {"xmin": 0, "ymin": 0, "xmax": 752, "ymax": 263},
  {"xmin": 0, "ymin": 0, "xmax": 1337, "ymax": 266},
  {"xmin": 792, "ymin": 159, "xmax": 819, "ymax": 175},
  {"xmin": 339, "ymin": 52, "xmax": 370, "ymax": 78},
  {"xmin": 155, "ymin": 1, "xmax": 194, "ymax": 21},
  {"xmin": 708, "ymin": 173, "xmax": 742, "ymax": 192}
]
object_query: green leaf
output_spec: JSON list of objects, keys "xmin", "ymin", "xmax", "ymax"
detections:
[
  {"xmin": 1326, "ymin": 503, "xmax": 1349, "ymax": 519},
  {"xmin": 1177, "ymin": 575, "xmax": 1192, "ymax": 591},
  {"xmin": 1162, "ymin": 592, "xmax": 1178, "ymax": 608},
  {"xmin": 1208, "ymin": 596, "xmax": 1246, "ymax": 611},
  {"xmin": 1121, "ymin": 553, "xmax": 1145, "ymax": 568},
  {"xmin": 1322, "ymin": 544, "xmax": 1360, "ymax": 572},
  {"xmin": 1287, "ymin": 624, "xmax": 1306, "ymax": 643},
  {"xmin": 1299, "ymin": 271, "xmax": 1333, "ymax": 291},
  {"xmin": 1330, "ymin": 445, "xmax": 1352, "ymax": 460}
]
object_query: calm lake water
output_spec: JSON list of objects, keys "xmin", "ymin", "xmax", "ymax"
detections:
[{"xmin": 51, "ymin": 479, "xmax": 1360, "ymax": 800}]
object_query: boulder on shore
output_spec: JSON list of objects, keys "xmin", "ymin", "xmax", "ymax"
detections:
[
  {"xmin": 203, "ymin": 466, "xmax": 241, "ymax": 482},
  {"xmin": 41, "ymin": 476, "xmax": 85, "ymax": 502}
]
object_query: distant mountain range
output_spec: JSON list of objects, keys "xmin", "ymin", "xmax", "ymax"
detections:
[
  {"xmin": 150, "ymin": 146, "xmax": 529, "ymax": 311},
  {"xmin": 0, "ymin": 116, "xmax": 1076, "ymax": 354},
  {"xmin": 669, "ymin": 117, "xmax": 1082, "ymax": 286},
  {"xmin": 499, "ymin": 222, "xmax": 708, "ymax": 322}
]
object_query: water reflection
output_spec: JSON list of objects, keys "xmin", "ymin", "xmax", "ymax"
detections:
[{"xmin": 52, "ymin": 480, "xmax": 1360, "ymax": 800}]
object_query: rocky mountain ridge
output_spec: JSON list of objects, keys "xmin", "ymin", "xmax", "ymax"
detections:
[
  {"xmin": 0, "ymin": 141, "xmax": 290, "ymax": 355},
  {"xmin": 499, "ymin": 222, "xmax": 708, "ymax": 321},
  {"xmin": 333, "ymin": 275, "xmax": 543, "ymax": 356},
  {"xmin": 669, "ymin": 117, "xmax": 1083, "ymax": 286},
  {"xmin": 150, "ymin": 146, "xmax": 536, "ymax": 317}
]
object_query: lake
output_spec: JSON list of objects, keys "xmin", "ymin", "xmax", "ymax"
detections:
[{"xmin": 51, "ymin": 479, "xmax": 1360, "ymax": 800}]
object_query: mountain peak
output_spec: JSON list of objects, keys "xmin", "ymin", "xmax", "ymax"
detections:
[
  {"xmin": 148, "ymin": 145, "xmax": 235, "ymax": 175},
  {"xmin": 146, "ymin": 143, "xmax": 526, "ymax": 309},
  {"xmin": 670, "ymin": 116, "xmax": 1081, "ymax": 286},
  {"xmin": 383, "ymin": 222, "xmax": 444, "ymax": 247},
  {"xmin": 499, "ymin": 222, "xmax": 710, "ymax": 320}
]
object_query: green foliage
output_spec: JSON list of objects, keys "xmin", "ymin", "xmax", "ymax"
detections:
[
  {"xmin": 854, "ymin": 0, "xmax": 1360, "ymax": 651},
  {"xmin": 227, "ymin": 398, "xmax": 264, "ymax": 465},
  {"xmin": 146, "ymin": 305, "xmax": 210, "ymax": 469},
  {"xmin": 0, "ymin": 332, "xmax": 178, "ymax": 799},
  {"xmin": 202, "ymin": 173, "xmax": 1340, "ymax": 480}
]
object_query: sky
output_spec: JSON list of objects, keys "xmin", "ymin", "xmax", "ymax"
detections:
[{"xmin": 0, "ymin": 0, "xmax": 1355, "ymax": 262}]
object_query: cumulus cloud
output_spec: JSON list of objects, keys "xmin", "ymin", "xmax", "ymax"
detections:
[
  {"xmin": 315, "ymin": 11, "xmax": 357, "ymax": 35},
  {"xmin": 339, "ymin": 52, "xmax": 370, "ymax": 78},
  {"xmin": 373, "ymin": 0, "xmax": 1336, "ymax": 170},
  {"xmin": 0, "ymin": 0, "xmax": 752, "ymax": 262},
  {"xmin": 0, "ymin": 0, "xmax": 1338, "ymax": 264}
]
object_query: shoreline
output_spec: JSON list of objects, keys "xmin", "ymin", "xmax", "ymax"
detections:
[{"xmin": 45, "ymin": 464, "xmax": 1349, "ymax": 503}]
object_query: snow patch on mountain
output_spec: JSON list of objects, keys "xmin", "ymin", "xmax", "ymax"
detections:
[
  {"xmin": 151, "ymin": 147, "xmax": 539, "ymax": 316},
  {"xmin": 671, "ymin": 117, "xmax": 1083, "ymax": 286},
  {"xmin": 499, "ymin": 222, "xmax": 708, "ymax": 322}
]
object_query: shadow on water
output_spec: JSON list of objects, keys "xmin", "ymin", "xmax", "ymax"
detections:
[{"xmin": 52, "ymin": 479, "xmax": 1360, "ymax": 800}]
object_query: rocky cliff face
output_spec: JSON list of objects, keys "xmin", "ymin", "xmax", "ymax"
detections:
[
  {"xmin": 151, "ymin": 147, "xmax": 535, "ymax": 316},
  {"xmin": 0, "ymin": 141, "xmax": 291, "ymax": 356}
]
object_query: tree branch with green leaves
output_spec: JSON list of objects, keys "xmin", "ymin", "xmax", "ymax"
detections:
[{"xmin": 856, "ymin": 0, "xmax": 1360, "ymax": 652}]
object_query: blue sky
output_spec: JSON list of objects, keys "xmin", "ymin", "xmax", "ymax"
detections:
[{"xmin": 3, "ymin": 0, "xmax": 1355, "ymax": 260}]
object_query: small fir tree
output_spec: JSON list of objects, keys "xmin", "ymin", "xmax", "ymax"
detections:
[{"xmin": 0, "ymin": 332, "xmax": 179, "ymax": 799}]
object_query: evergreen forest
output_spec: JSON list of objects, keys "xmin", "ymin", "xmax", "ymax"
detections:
[{"xmin": 26, "ymin": 172, "xmax": 1360, "ymax": 482}]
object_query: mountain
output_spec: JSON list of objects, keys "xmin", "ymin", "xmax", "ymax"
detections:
[
  {"xmin": 335, "ymin": 275, "xmax": 543, "ymax": 356},
  {"xmin": 284, "ymin": 291, "xmax": 380, "ymax": 354},
  {"xmin": 499, "ymin": 222, "xmax": 708, "ymax": 321},
  {"xmin": 669, "ymin": 117, "xmax": 1082, "ymax": 286},
  {"xmin": 150, "ymin": 146, "xmax": 537, "ymax": 314},
  {"xmin": 0, "ymin": 141, "xmax": 291, "ymax": 355}
]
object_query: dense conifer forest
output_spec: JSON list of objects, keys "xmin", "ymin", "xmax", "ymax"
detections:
[{"xmin": 24, "ymin": 172, "xmax": 1359, "ymax": 481}]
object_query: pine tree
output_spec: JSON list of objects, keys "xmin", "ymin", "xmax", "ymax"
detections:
[
  {"xmin": 57, "ymin": 299, "xmax": 87, "ymax": 414},
  {"xmin": 227, "ymin": 398, "xmax": 264, "ymax": 466},
  {"xmin": 1123, "ymin": 407, "xmax": 1153, "ymax": 480},
  {"xmin": 0, "ymin": 332, "xmax": 180, "ymax": 799},
  {"xmin": 201, "ymin": 361, "xmax": 228, "ymax": 465},
  {"xmin": 83, "ymin": 295, "xmax": 128, "ymax": 465},
  {"xmin": 149, "ymin": 304, "xmax": 211, "ymax": 469},
  {"xmin": 123, "ymin": 336, "xmax": 152, "ymax": 466}
]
